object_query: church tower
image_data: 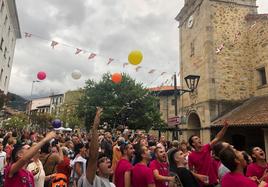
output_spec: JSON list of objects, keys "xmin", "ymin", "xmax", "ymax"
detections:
[{"xmin": 175, "ymin": 0, "xmax": 258, "ymax": 142}]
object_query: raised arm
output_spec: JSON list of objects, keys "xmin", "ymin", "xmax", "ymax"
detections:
[
  {"xmin": 210, "ymin": 120, "xmax": 229, "ymax": 147},
  {"xmin": 86, "ymin": 107, "xmax": 103, "ymax": 184},
  {"xmin": 9, "ymin": 131, "xmax": 56, "ymax": 177}
]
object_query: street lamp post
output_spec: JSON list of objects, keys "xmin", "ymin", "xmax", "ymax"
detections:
[
  {"xmin": 28, "ymin": 80, "xmax": 40, "ymax": 124},
  {"xmin": 173, "ymin": 74, "xmax": 200, "ymax": 140}
]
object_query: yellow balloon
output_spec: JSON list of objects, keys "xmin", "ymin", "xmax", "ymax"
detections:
[{"xmin": 128, "ymin": 50, "xmax": 143, "ymax": 65}]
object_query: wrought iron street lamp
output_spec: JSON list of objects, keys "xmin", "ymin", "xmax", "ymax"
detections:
[
  {"xmin": 179, "ymin": 75, "xmax": 200, "ymax": 95},
  {"xmin": 173, "ymin": 74, "xmax": 200, "ymax": 140}
]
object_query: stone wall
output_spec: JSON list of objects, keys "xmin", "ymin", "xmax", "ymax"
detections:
[
  {"xmin": 246, "ymin": 17, "xmax": 268, "ymax": 96},
  {"xmin": 211, "ymin": 1, "xmax": 257, "ymax": 101}
]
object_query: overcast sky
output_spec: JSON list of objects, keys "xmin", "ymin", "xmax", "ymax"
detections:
[{"xmin": 8, "ymin": 0, "xmax": 268, "ymax": 98}]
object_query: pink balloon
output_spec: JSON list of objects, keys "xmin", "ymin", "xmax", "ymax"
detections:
[{"xmin": 37, "ymin": 71, "xmax": 46, "ymax": 80}]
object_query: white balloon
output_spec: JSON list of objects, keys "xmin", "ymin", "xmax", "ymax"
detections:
[{"xmin": 72, "ymin": 70, "xmax": 82, "ymax": 80}]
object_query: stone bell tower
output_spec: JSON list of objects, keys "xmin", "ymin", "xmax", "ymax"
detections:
[{"xmin": 175, "ymin": 0, "xmax": 257, "ymax": 143}]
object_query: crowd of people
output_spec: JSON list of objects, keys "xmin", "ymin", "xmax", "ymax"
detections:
[{"xmin": 0, "ymin": 108, "xmax": 267, "ymax": 187}]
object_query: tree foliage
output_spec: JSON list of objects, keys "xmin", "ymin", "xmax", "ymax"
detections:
[
  {"xmin": 77, "ymin": 73, "xmax": 164, "ymax": 131},
  {"xmin": 2, "ymin": 113, "xmax": 28, "ymax": 130},
  {"xmin": 30, "ymin": 113, "xmax": 54, "ymax": 132}
]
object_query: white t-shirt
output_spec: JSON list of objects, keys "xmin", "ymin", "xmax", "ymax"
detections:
[
  {"xmin": 0, "ymin": 151, "xmax": 6, "ymax": 175},
  {"xmin": 27, "ymin": 160, "xmax": 46, "ymax": 187},
  {"xmin": 71, "ymin": 155, "xmax": 87, "ymax": 179},
  {"xmin": 78, "ymin": 175, "xmax": 115, "ymax": 187}
]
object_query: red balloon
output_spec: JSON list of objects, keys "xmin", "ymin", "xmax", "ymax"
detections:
[
  {"xmin": 37, "ymin": 71, "xmax": 46, "ymax": 80},
  {"xmin": 112, "ymin": 73, "xmax": 122, "ymax": 84}
]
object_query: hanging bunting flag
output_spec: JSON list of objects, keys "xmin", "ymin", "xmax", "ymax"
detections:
[
  {"xmin": 51, "ymin": 41, "xmax": 59, "ymax": 49},
  {"xmin": 160, "ymin": 72, "xmax": 167, "ymax": 76},
  {"xmin": 75, "ymin": 48, "xmax": 83, "ymax": 55},
  {"xmin": 233, "ymin": 31, "xmax": 241, "ymax": 43},
  {"xmin": 216, "ymin": 43, "xmax": 224, "ymax": 54},
  {"xmin": 88, "ymin": 53, "xmax": 97, "ymax": 60},
  {"xmin": 123, "ymin": 63, "xmax": 128, "ymax": 68},
  {"xmin": 107, "ymin": 58, "xmax": 114, "ymax": 65},
  {"xmin": 24, "ymin": 32, "xmax": 32, "ymax": 38},
  {"xmin": 135, "ymin": 66, "xmax": 142, "ymax": 72},
  {"xmin": 148, "ymin": 69, "xmax": 156, "ymax": 74},
  {"xmin": 249, "ymin": 21, "xmax": 257, "ymax": 30}
]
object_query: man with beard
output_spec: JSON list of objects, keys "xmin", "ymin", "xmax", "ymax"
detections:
[
  {"xmin": 101, "ymin": 132, "xmax": 113, "ymax": 161},
  {"xmin": 246, "ymin": 147, "xmax": 268, "ymax": 183},
  {"xmin": 114, "ymin": 142, "xmax": 135, "ymax": 187},
  {"xmin": 188, "ymin": 120, "xmax": 229, "ymax": 187},
  {"xmin": 79, "ymin": 108, "xmax": 115, "ymax": 187},
  {"xmin": 132, "ymin": 145, "xmax": 155, "ymax": 187},
  {"xmin": 149, "ymin": 147, "xmax": 175, "ymax": 187}
]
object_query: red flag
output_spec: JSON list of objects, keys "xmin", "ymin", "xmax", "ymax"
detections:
[
  {"xmin": 88, "ymin": 53, "xmax": 97, "ymax": 60},
  {"xmin": 135, "ymin": 66, "xmax": 142, "ymax": 72},
  {"xmin": 107, "ymin": 58, "xmax": 114, "ymax": 65},
  {"xmin": 75, "ymin": 48, "xmax": 83, "ymax": 55},
  {"xmin": 123, "ymin": 63, "xmax": 128, "ymax": 68},
  {"xmin": 24, "ymin": 32, "xmax": 32, "ymax": 38},
  {"xmin": 148, "ymin": 69, "xmax": 156, "ymax": 74},
  {"xmin": 51, "ymin": 41, "xmax": 59, "ymax": 49},
  {"xmin": 160, "ymin": 72, "xmax": 166, "ymax": 76}
]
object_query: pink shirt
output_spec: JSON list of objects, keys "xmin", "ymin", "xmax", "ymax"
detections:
[
  {"xmin": 114, "ymin": 158, "xmax": 132, "ymax": 187},
  {"xmin": 222, "ymin": 172, "xmax": 257, "ymax": 187},
  {"xmin": 246, "ymin": 163, "xmax": 268, "ymax": 180},
  {"xmin": 132, "ymin": 163, "xmax": 155, "ymax": 187},
  {"xmin": 149, "ymin": 159, "xmax": 169, "ymax": 187},
  {"xmin": 4, "ymin": 164, "xmax": 35, "ymax": 187},
  {"xmin": 188, "ymin": 144, "xmax": 218, "ymax": 186}
]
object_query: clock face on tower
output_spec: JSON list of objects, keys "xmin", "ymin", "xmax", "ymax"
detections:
[{"xmin": 188, "ymin": 15, "xmax": 194, "ymax": 28}]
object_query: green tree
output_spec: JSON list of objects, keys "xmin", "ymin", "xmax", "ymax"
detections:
[
  {"xmin": 30, "ymin": 113, "xmax": 54, "ymax": 132},
  {"xmin": 60, "ymin": 113, "xmax": 83, "ymax": 130},
  {"xmin": 2, "ymin": 113, "xmax": 28, "ymax": 130},
  {"xmin": 77, "ymin": 73, "xmax": 164, "ymax": 131}
]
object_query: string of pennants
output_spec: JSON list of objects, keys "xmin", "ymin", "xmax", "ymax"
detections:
[
  {"xmin": 215, "ymin": 20, "xmax": 260, "ymax": 55},
  {"xmin": 23, "ymin": 31, "xmax": 173, "ymax": 76}
]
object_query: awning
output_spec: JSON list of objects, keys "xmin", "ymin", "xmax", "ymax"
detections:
[{"xmin": 212, "ymin": 95, "xmax": 268, "ymax": 127}]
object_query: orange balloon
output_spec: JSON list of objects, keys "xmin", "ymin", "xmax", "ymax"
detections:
[{"xmin": 112, "ymin": 73, "xmax": 122, "ymax": 84}]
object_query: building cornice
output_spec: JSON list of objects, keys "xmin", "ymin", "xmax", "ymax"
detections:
[
  {"xmin": 175, "ymin": 0, "xmax": 204, "ymax": 27},
  {"xmin": 7, "ymin": 0, "xmax": 21, "ymax": 38}
]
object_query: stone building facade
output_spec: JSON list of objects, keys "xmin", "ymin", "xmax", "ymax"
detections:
[
  {"xmin": 175, "ymin": 0, "xmax": 268, "ymax": 151},
  {"xmin": 0, "ymin": 0, "xmax": 21, "ymax": 94}
]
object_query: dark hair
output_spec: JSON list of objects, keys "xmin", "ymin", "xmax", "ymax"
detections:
[
  {"xmin": 212, "ymin": 141, "xmax": 225, "ymax": 159},
  {"xmin": 11, "ymin": 143, "xmax": 24, "ymax": 163},
  {"xmin": 41, "ymin": 142, "xmax": 50, "ymax": 154},
  {"xmin": 168, "ymin": 149, "xmax": 179, "ymax": 172},
  {"xmin": 74, "ymin": 143, "xmax": 85, "ymax": 157},
  {"xmin": 96, "ymin": 152, "xmax": 108, "ymax": 167},
  {"xmin": 188, "ymin": 135, "xmax": 197, "ymax": 148},
  {"xmin": 119, "ymin": 142, "xmax": 130, "ymax": 155},
  {"xmin": 134, "ymin": 145, "xmax": 145, "ymax": 164},
  {"xmin": 219, "ymin": 147, "xmax": 237, "ymax": 172},
  {"xmin": 148, "ymin": 140, "xmax": 156, "ymax": 147},
  {"xmin": 242, "ymin": 151, "xmax": 251, "ymax": 165}
]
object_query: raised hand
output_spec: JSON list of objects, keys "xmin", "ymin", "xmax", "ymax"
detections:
[{"xmin": 44, "ymin": 131, "xmax": 56, "ymax": 142}]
